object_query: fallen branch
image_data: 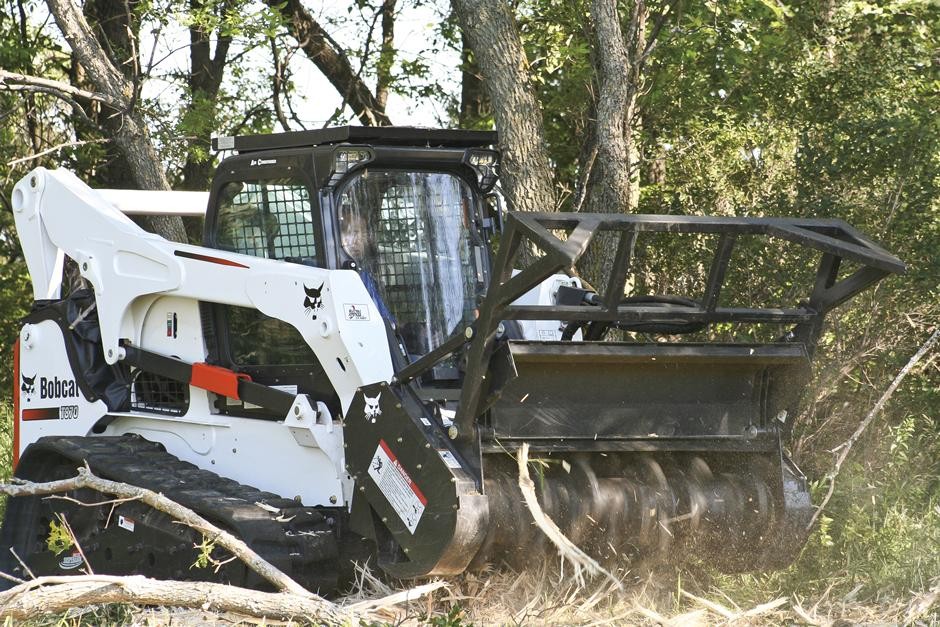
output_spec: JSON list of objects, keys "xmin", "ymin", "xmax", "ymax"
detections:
[
  {"xmin": 346, "ymin": 580, "xmax": 448, "ymax": 613},
  {"xmin": 680, "ymin": 590, "xmax": 735, "ymax": 620},
  {"xmin": 516, "ymin": 443, "xmax": 622, "ymax": 589},
  {"xmin": 807, "ymin": 328, "xmax": 939, "ymax": 530},
  {"xmin": 736, "ymin": 596, "xmax": 788, "ymax": 620},
  {"xmin": 0, "ymin": 575, "xmax": 353, "ymax": 624},
  {"xmin": 0, "ymin": 465, "xmax": 312, "ymax": 597},
  {"xmin": 682, "ymin": 590, "xmax": 787, "ymax": 623},
  {"xmin": 904, "ymin": 579, "xmax": 940, "ymax": 624}
]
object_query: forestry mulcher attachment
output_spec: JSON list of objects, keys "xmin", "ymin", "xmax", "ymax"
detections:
[{"xmin": 2, "ymin": 127, "xmax": 904, "ymax": 592}]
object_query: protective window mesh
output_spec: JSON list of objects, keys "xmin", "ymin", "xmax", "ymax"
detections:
[
  {"xmin": 339, "ymin": 171, "xmax": 480, "ymax": 362},
  {"xmin": 216, "ymin": 179, "xmax": 318, "ymax": 261}
]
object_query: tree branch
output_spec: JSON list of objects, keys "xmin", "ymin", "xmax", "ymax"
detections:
[
  {"xmin": 0, "ymin": 69, "xmax": 121, "ymax": 108},
  {"xmin": 1, "ymin": 466, "xmax": 313, "ymax": 598},
  {"xmin": 45, "ymin": 0, "xmax": 129, "ymax": 99},
  {"xmin": 807, "ymin": 327, "xmax": 940, "ymax": 530},
  {"xmin": 265, "ymin": 0, "xmax": 391, "ymax": 126},
  {"xmin": 0, "ymin": 575, "xmax": 352, "ymax": 623},
  {"xmin": 270, "ymin": 36, "xmax": 292, "ymax": 131},
  {"xmin": 6, "ymin": 138, "xmax": 110, "ymax": 168}
]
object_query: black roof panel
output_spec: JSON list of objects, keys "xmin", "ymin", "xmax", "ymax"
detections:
[{"xmin": 212, "ymin": 126, "xmax": 498, "ymax": 153}]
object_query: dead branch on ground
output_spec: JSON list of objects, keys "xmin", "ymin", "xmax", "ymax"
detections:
[
  {"xmin": 516, "ymin": 443, "xmax": 622, "ymax": 589},
  {"xmin": 0, "ymin": 466, "xmax": 450, "ymax": 623},
  {"xmin": 807, "ymin": 327, "xmax": 939, "ymax": 530},
  {"xmin": 0, "ymin": 465, "xmax": 312, "ymax": 597},
  {"xmin": 0, "ymin": 575, "xmax": 352, "ymax": 623}
]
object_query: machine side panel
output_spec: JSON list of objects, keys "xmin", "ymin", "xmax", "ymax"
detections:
[
  {"xmin": 16, "ymin": 320, "xmax": 108, "ymax": 458},
  {"xmin": 102, "ymin": 414, "xmax": 347, "ymax": 506},
  {"xmin": 11, "ymin": 168, "xmax": 393, "ymax": 415}
]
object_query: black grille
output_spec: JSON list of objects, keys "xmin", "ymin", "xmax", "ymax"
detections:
[{"xmin": 131, "ymin": 370, "xmax": 189, "ymax": 416}]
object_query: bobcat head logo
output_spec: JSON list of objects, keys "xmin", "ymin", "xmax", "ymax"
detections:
[
  {"xmin": 364, "ymin": 393, "xmax": 382, "ymax": 423},
  {"xmin": 21, "ymin": 373, "xmax": 36, "ymax": 399},
  {"xmin": 303, "ymin": 283, "xmax": 324, "ymax": 319}
]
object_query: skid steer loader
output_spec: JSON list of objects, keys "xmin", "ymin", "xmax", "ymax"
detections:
[{"xmin": 1, "ymin": 127, "xmax": 904, "ymax": 592}]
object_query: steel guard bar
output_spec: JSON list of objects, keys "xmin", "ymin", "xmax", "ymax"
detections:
[{"xmin": 443, "ymin": 211, "xmax": 905, "ymax": 453}]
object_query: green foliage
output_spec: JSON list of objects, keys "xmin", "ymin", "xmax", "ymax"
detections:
[
  {"xmin": 0, "ymin": 403, "xmax": 12, "ymax": 519},
  {"xmin": 513, "ymin": 0, "xmax": 939, "ymax": 604},
  {"xmin": 191, "ymin": 534, "xmax": 219, "ymax": 570},
  {"xmin": 0, "ymin": 0, "xmax": 935, "ymax": 613},
  {"xmin": 46, "ymin": 519, "xmax": 74, "ymax": 556},
  {"xmin": 424, "ymin": 604, "xmax": 468, "ymax": 626},
  {"xmin": 717, "ymin": 410, "xmax": 940, "ymax": 603}
]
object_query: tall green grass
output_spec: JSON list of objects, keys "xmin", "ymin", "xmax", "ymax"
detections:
[
  {"xmin": 714, "ymin": 410, "xmax": 940, "ymax": 606},
  {"xmin": 0, "ymin": 402, "xmax": 11, "ymax": 519}
]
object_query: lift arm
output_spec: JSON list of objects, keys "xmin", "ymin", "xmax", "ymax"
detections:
[{"xmin": 11, "ymin": 167, "xmax": 392, "ymax": 412}]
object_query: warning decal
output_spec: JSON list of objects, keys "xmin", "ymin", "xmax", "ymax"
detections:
[{"xmin": 368, "ymin": 440, "xmax": 427, "ymax": 534}]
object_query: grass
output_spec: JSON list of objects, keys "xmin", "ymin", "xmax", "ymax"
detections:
[{"xmin": 0, "ymin": 402, "xmax": 11, "ymax": 521}]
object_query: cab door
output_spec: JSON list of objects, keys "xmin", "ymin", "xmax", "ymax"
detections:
[{"xmin": 202, "ymin": 155, "xmax": 339, "ymax": 417}]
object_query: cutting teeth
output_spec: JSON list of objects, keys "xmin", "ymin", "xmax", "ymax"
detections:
[{"xmin": 478, "ymin": 452, "xmax": 785, "ymax": 570}]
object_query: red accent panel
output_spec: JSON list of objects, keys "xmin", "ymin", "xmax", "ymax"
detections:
[
  {"xmin": 174, "ymin": 250, "xmax": 249, "ymax": 268},
  {"xmin": 12, "ymin": 339, "xmax": 20, "ymax": 470},
  {"xmin": 22, "ymin": 408, "xmax": 59, "ymax": 421},
  {"xmin": 190, "ymin": 363, "xmax": 251, "ymax": 399}
]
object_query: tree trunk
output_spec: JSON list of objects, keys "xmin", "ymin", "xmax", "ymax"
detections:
[
  {"xmin": 452, "ymin": 0, "xmax": 556, "ymax": 213},
  {"xmin": 586, "ymin": 0, "xmax": 634, "ymax": 215},
  {"xmin": 76, "ymin": 0, "xmax": 139, "ymax": 190},
  {"xmin": 375, "ymin": 0, "xmax": 396, "ymax": 111},
  {"xmin": 458, "ymin": 30, "xmax": 491, "ymax": 129},
  {"xmin": 15, "ymin": 0, "xmax": 41, "ymax": 155},
  {"xmin": 46, "ymin": 0, "xmax": 187, "ymax": 243},
  {"xmin": 180, "ymin": 0, "xmax": 233, "ymax": 191},
  {"xmin": 267, "ymin": 0, "xmax": 392, "ymax": 126},
  {"xmin": 580, "ymin": 0, "xmax": 648, "ymax": 287}
]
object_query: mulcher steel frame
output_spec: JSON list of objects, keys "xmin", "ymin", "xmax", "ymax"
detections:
[{"xmin": 396, "ymin": 211, "xmax": 905, "ymax": 471}]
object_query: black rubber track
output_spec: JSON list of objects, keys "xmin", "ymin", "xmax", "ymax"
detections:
[{"xmin": 0, "ymin": 435, "xmax": 356, "ymax": 595}]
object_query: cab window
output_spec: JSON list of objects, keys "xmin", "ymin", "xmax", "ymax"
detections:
[
  {"xmin": 213, "ymin": 177, "xmax": 320, "ymax": 369},
  {"xmin": 216, "ymin": 178, "xmax": 319, "ymax": 262},
  {"xmin": 225, "ymin": 305, "xmax": 315, "ymax": 367}
]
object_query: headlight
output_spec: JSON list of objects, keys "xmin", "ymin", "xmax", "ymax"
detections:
[
  {"xmin": 463, "ymin": 149, "xmax": 500, "ymax": 192},
  {"xmin": 329, "ymin": 147, "xmax": 374, "ymax": 185}
]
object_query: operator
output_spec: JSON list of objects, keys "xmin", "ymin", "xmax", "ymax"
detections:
[{"xmin": 339, "ymin": 208, "xmax": 396, "ymax": 325}]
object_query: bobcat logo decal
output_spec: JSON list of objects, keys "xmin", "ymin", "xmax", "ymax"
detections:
[
  {"xmin": 21, "ymin": 373, "xmax": 36, "ymax": 400},
  {"xmin": 364, "ymin": 393, "xmax": 382, "ymax": 423},
  {"xmin": 303, "ymin": 283, "xmax": 324, "ymax": 319}
]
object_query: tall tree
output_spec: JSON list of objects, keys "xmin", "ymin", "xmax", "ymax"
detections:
[
  {"xmin": 375, "ymin": 0, "xmax": 396, "ymax": 111},
  {"xmin": 45, "ymin": 0, "xmax": 186, "ymax": 242},
  {"xmin": 584, "ymin": 0, "xmax": 645, "ymax": 215},
  {"xmin": 451, "ymin": 0, "xmax": 555, "ymax": 213},
  {"xmin": 74, "ymin": 0, "xmax": 140, "ymax": 189},
  {"xmin": 179, "ymin": 0, "xmax": 234, "ymax": 190},
  {"xmin": 265, "ymin": 0, "xmax": 393, "ymax": 126},
  {"xmin": 458, "ymin": 30, "xmax": 491, "ymax": 129}
]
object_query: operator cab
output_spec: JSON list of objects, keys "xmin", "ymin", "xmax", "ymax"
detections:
[{"xmin": 203, "ymin": 127, "xmax": 500, "ymax": 415}]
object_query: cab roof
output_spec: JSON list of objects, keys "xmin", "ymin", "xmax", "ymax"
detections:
[{"xmin": 212, "ymin": 126, "xmax": 499, "ymax": 154}]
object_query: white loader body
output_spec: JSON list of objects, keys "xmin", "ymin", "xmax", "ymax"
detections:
[{"xmin": 11, "ymin": 167, "xmax": 568, "ymax": 508}]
